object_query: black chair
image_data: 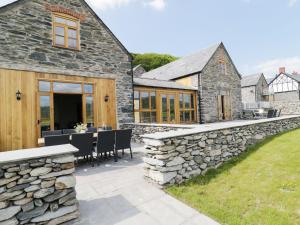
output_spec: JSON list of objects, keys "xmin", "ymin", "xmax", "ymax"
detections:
[
  {"xmin": 115, "ymin": 129, "xmax": 133, "ymax": 159},
  {"xmin": 95, "ymin": 131, "xmax": 117, "ymax": 163},
  {"xmin": 63, "ymin": 129, "xmax": 76, "ymax": 135},
  {"xmin": 87, "ymin": 127, "xmax": 97, "ymax": 133},
  {"xmin": 277, "ymin": 109, "xmax": 282, "ymax": 117},
  {"xmin": 44, "ymin": 134, "xmax": 70, "ymax": 146},
  {"xmin": 102, "ymin": 126, "xmax": 112, "ymax": 131},
  {"xmin": 273, "ymin": 109, "xmax": 278, "ymax": 118},
  {"xmin": 42, "ymin": 130, "xmax": 62, "ymax": 138},
  {"xmin": 267, "ymin": 109, "xmax": 274, "ymax": 118},
  {"xmin": 71, "ymin": 133, "xmax": 94, "ymax": 166}
]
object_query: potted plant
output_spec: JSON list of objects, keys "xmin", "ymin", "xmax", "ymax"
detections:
[{"xmin": 74, "ymin": 123, "xmax": 87, "ymax": 133}]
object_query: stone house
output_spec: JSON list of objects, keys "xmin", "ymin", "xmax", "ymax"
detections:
[
  {"xmin": 241, "ymin": 73, "xmax": 269, "ymax": 108},
  {"xmin": 136, "ymin": 43, "xmax": 242, "ymax": 124},
  {"xmin": 0, "ymin": 0, "xmax": 133, "ymax": 151},
  {"xmin": 269, "ymin": 67, "xmax": 300, "ymax": 114}
]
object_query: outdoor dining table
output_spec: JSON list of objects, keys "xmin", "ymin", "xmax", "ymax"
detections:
[{"xmin": 38, "ymin": 132, "xmax": 98, "ymax": 146}]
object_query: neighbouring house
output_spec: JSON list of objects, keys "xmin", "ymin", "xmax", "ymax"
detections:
[
  {"xmin": 241, "ymin": 73, "xmax": 269, "ymax": 109},
  {"xmin": 269, "ymin": 67, "xmax": 300, "ymax": 114},
  {"xmin": 133, "ymin": 64, "xmax": 146, "ymax": 77},
  {"xmin": 135, "ymin": 42, "xmax": 242, "ymax": 124},
  {"xmin": 0, "ymin": 0, "xmax": 133, "ymax": 151}
]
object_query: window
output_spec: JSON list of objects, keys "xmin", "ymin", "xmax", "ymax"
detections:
[
  {"xmin": 219, "ymin": 57, "xmax": 227, "ymax": 75},
  {"xmin": 53, "ymin": 13, "xmax": 80, "ymax": 50},
  {"xmin": 134, "ymin": 90, "xmax": 157, "ymax": 123},
  {"xmin": 180, "ymin": 93, "xmax": 196, "ymax": 123}
]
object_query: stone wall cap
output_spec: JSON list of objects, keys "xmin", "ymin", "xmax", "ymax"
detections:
[
  {"xmin": 0, "ymin": 144, "xmax": 78, "ymax": 164},
  {"xmin": 142, "ymin": 115, "xmax": 300, "ymax": 140},
  {"xmin": 123, "ymin": 123, "xmax": 194, "ymax": 129}
]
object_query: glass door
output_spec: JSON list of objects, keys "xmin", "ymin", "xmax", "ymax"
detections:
[{"xmin": 161, "ymin": 93, "xmax": 176, "ymax": 124}]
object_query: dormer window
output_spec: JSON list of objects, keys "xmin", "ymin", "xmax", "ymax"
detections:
[{"xmin": 52, "ymin": 13, "xmax": 80, "ymax": 50}]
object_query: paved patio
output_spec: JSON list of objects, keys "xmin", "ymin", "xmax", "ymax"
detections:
[{"xmin": 74, "ymin": 144, "xmax": 220, "ymax": 225}]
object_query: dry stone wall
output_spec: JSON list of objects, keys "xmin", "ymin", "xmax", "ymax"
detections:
[
  {"xmin": 143, "ymin": 116, "xmax": 300, "ymax": 186},
  {"xmin": 0, "ymin": 153, "xmax": 79, "ymax": 224}
]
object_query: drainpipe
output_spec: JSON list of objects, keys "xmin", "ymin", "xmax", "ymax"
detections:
[
  {"xmin": 198, "ymin": 72, "xmax": 204, "ymax": 124},
  {"xmin": 130, "ymin": 59, "xmax": 135, "ymax": 124}
]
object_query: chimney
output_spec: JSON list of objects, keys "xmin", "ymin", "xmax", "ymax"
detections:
[{"xmin": 279, "ymin": 67, "xmax": 286, "ymax": 74}]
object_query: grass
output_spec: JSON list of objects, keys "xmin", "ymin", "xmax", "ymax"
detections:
[{"xmin": 166, "ymin": 129, "xmax": 300, "ymax": 225}]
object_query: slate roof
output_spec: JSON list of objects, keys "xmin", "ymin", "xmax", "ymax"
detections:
[
  {"xmin": 141, "ymin": 43, "xmax": 222, "ymax": 81},
  {"xmin": 134, "ymin": 78, "xmax": 198, "ymax": 91},
  {"xmin": 241, "ymin": 73, "xmax": 263, "ymax": 87}
]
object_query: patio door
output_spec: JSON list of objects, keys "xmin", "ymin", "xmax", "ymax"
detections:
[
  {"xmin": 161, "ymin": 93, "xmax": 176, "ymax": 124},
  {"xmin": 37, "ymin": 80, "xmax": 95, "ymax": 137}
]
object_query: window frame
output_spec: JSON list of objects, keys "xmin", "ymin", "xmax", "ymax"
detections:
[
  {"xmin": 219, "ymin": 56, "xmax": 227, "ymax": 75},
  {"xmin": 52, "ymin": 13, "xmax": 80, "ymax": 50},
  {"xmin": 134, "ymin": 89, "xmax": 157, "ymax": 123},
  {"xmin": 179, "ymin": 93, "xmax": 196, "ymax": 123}
]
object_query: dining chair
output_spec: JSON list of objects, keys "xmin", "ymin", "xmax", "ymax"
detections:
[
  {"xmin": 63, "ymin": 129, "xmax": 76, "ymax": 135},
  {"xmin": 44, "ymin": 134, "xmax": 70, "ymax": 146},
  {"xmin": 115, "ymin": 129, "xmax": 133, "ymax": 159},
  {"xmin": 42, "ymin": 130, "xmax": 62, "ymax": 138},
  {"xmin": 95, "ymin": 130, "xmax": 116, "ymax": 163},
  {"xmin": 71, "ymin": 133, "xmax": 94, "ymax": 166}
]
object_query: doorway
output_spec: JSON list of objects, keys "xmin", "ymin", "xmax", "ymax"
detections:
[
  {"xmin": 217, "ymin": 94, "xmax": 232, "ymax": 121},
  {"xmin": 161, "ymin": 94, "xmax": 176, "ymax": 123},
  {"xmin": 54, "ymin": 94, "xmax": 83, "ymax": 130}
]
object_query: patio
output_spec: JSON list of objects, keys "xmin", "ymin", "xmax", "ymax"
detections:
[{"xmin": 74, "ymin": 144, "xmax": 220, "ymax": 225}]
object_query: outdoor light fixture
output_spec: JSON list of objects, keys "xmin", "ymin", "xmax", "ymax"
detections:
[
  {"xmin": 16, "ymin": 90, "xmax": 22, "ymax": 101},
  {"xmin": 104, "ymin": 95, "xmax": 109, "ymax": 102}
]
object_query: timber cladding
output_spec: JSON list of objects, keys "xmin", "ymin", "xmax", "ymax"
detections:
[{"xmin": 0, "ymin": 68, "xmax": 116, "ymax": 152}]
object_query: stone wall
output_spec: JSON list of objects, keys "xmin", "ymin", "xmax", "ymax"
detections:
[
  {"xmin": 0, "ymin": 0, "xmax": 133, "ymax": 125},
  {"xmin": 0, "ymin": 150, "xmax": 78, "ymax": 224},
  {"xmin": 241, "ymin": 86, "xmax": 256, "ymax": 104},
  {"xmin": 142, "ymin": 116, "xmax": 300, "ymax": 186},
  {"xmin": 271, "ymin": 101, "xmax": 300, "ymax": 115},
  {"xmin": 200, "ymin": 44, "xmax": 242, "ymax": 123},
  {"xmin": 121, "ymin": 124, "xmax": 192, "ymax": 143}
]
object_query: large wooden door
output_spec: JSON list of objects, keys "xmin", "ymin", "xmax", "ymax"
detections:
[{"xmin": 217, "ymin": 93, "xmax": 232, "ymax": 121}]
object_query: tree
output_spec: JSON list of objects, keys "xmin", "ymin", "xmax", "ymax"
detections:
[{"xmin": 132, "ymin": 53, "xmax": 178, "ymax": 72}]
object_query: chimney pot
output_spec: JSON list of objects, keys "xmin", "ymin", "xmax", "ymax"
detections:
[{"xmin": 279, "ymin": 67, "xmax": 286, "ymax": 74}]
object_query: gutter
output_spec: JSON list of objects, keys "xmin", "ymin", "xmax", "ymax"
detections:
[{"xmin": 198, "ymin": 72, "xmax": 204, "ymax": 124}]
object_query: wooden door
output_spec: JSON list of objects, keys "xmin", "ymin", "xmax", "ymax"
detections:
[
  {"xmin": 160, "ymin": 93, "xmax": 176, "ymax": 124},
  {"xmin": 217, "ymin": 95, "xmax": 223, "ymax": 121},
  {"xmin": 224, "ymin": 94, "xmax": 232, "ymax": 120}
]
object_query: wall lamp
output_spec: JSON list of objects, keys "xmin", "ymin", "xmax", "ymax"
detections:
[
  {"xmin": 104, "ymin": 95, "xmax": 109, "ymax": 102},
  {"xmin": 16, "ymin": 90, "xmax": 22, "ymax": 101}
]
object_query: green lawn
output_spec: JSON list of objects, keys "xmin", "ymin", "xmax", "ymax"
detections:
[{"xmin": 167, "ymin": 129, "xmax": 300, "ymax": 225}]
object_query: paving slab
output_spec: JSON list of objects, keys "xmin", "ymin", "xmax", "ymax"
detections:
[{"xmin": 74, "ymin": 144, "xmax": 220, "ymax": 225}]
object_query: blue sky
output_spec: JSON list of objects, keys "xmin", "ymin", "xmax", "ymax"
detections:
[{"xmin": 1, "ymin": 0, "xmax": 300, "ymax": 77}]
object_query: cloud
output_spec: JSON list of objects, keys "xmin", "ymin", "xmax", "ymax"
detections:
[
  {"xmin": 86, "ymin": 0, "xmax": 166, "ymax": 11},
  {"xmin": 85, "ymin": 0, "xmax": 134, "ymax": 10},
  {"xmin": 288, "ymin": 0, "xmax": 298, "ymax": 7},
  {"xmin": 242, "ymin": 57, "xmax": 300, "ymax": 77},
  {"xmin": 145, "ymin": 0, "xmax": 166, "ymax": 11}
]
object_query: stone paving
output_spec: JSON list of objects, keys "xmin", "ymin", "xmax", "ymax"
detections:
[{"xmin": 74, "ymin": 144, "xmax": 220, "ymax": 225}]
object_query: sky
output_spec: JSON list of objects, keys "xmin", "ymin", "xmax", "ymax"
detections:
[{"xmin": 1, "ymin": 0, "xmax": 300, "ymax": 77}]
